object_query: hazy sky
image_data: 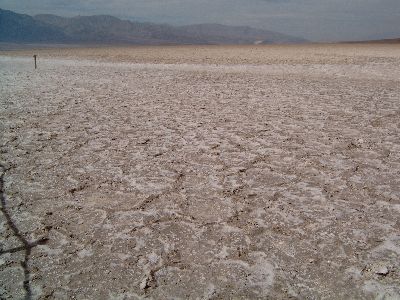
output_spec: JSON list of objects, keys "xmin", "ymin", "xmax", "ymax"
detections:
[{"xmin": 1, "ymin": 0, "xmax": 399, "ymax": 41}]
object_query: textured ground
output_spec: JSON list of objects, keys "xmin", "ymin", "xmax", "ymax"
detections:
[{"xmin": 0, "ymin": 45, "xmax": 400, "ymax": 299}]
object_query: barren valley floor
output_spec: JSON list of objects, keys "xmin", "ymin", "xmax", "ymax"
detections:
[{"xmin": 0, "ymin": 44, "xmax": 400, "ymax": 299}]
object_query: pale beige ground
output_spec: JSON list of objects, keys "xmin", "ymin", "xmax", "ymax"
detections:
[
  {"xmin": 1, "ymin": 44, "xmax": 400, "ymax": 299},
  {"xmin": 2, "ymin": 43, "xmax": 400, "ymax": 65}
]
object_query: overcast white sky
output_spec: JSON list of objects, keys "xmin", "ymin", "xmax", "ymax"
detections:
[{"xmin": 1, "ymin": 0, "xmax": 399, "ymax": 41}]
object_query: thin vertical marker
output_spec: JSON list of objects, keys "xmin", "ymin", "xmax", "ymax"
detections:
[{"xmin": 33, "ymin": 55, "xmax": 37, "ymax": 69}]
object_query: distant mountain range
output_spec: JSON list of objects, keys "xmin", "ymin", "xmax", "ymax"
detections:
[
  {"xmin": 346, "ymin": 38, "xmax": 400, "ymax": 44},
  {"xmin": 0, "ymin": 8, "xmax": 307, "ymax": 45}
]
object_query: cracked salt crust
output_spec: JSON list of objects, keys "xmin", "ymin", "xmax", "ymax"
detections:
[{"xmin": 0, "ymin": 44, "xmax": 400, "ymax": 299}]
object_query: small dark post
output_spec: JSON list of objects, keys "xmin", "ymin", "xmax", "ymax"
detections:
[{"xmin": 33, "ymin": 54, "xmax": 37, "ymax": 69}]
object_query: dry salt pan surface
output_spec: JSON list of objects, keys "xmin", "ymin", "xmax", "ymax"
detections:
[{"xmin": 1, "ymin": 44, "xmax": 400, "ymax": 299}]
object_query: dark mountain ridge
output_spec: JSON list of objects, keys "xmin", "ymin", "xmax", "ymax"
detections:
[
  {"xmin": 1, "ymin": 8, "xmax": 307, "ymax": 45},
  {"xmin": 0, "ymin": 9, "xmax": 67, "ymax": 42},
  {"xmin": 344, "ymin": 38, "xmax": 400, "ymax": 44}
]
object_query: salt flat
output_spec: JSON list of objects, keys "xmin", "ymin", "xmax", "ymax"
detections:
[{"xmin": 0, "ymin": 44, "xmax": 400, "ymax": 299}]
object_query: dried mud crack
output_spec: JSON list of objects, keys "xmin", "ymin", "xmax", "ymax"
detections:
[{"xmin": 0, "ymin": 165, "xmax": 48, "ymax": 300}]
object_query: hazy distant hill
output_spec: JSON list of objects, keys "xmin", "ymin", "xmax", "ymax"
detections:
[
  {"xmin": 0, "ymin": 8, "xmax": 307, "ymax": 45},
  {"xmin": 178, "ymin": 24, "xmax": 306, "ymax": 44},
  {"xmin": 0, "ymin": 9, "xmax": 67, "ymax": 42},
  {"xmin": 354, "ymin": 38, "xmax": 400, "ymax": 44},
  {"xmin": 340, "ymin": 37, "xmax": 400, "ymax": 45},
  {"xmin": 34, "ymin": 14, "xmax": 208, "ymax": 45}
]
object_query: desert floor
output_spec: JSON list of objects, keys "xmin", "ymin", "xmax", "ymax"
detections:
[{"xmin": 1, "ymin": 44, "xmax": 400, "ymax": 299}]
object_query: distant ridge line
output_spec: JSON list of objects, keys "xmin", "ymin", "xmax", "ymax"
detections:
[{"xmin": 0, "ymin": 8, "xmax": 308, "ymax": 45}]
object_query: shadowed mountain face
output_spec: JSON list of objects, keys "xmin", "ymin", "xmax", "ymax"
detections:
[
  {"xmin": 33, "ymin": 14, "xmax": 209, "ymax": 45},
  {"xmin": 0, "ymin": 8, "xmax": 307, "ymax": 45},
  {"xmin": 0, "ymin": 9, "xmax": 67, "ymax": 42}
]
